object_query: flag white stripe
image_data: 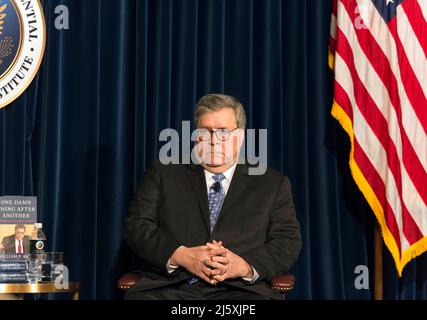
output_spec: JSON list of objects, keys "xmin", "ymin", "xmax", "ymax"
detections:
[
  {"xmin": 352, "ymin": 104, "xmax": 411, "ymax": 252},
  {"xmin": 397, "ymin": 6, "xmax": 427, "ymax": 95},
  {"xmin": 402, "ymin": 169, "xmax": 427, "ymax": 233},
  {"xmin": 337, "ymin": 3, "xmax": 427, "ymax": 235},
  {"xmin": 337, "ymin": 2, "xmax": 402, "ymax": 159},
  {"xmin": 417, "ymin": 0, "xmax": 427, "ymax": 25},
  {"xmin": 356, "ymin": 0, "xmax": 427, "ymax": 173},
  {"xmin": 334, "ymin": 52, "xmax": 409, "ymax": 249}
]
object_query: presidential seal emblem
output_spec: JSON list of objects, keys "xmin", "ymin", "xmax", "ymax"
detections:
[{"xmin": 0, "ymin": 0, "xmax": 45, "ymax": 109}]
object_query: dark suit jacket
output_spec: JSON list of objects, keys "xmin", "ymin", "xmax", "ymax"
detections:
[
  {"xmin": 1, "ymin": 235, "xmax": 30, "ymax": 254},
  {"xmin": 125, "ymin": 160, "xmax": 301, "ymax": 299}
]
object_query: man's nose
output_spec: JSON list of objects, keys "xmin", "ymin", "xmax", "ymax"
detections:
[{"xmin": 210, "ymin": 131, "xmax": 220, "ymax": 145}]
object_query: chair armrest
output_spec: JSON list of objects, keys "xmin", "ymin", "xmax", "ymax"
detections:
[
  {"xmin": 117, "ymin": 271, "xmax": 141, "ymax": 290},
  {"xmin": 270, "ymin": 273, "xmax": 295, "ymax": 293}
]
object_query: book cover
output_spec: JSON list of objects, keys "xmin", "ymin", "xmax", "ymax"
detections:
[{"xmin": 0, "ymin": 196, "xmax": 37, "ymax": 258}]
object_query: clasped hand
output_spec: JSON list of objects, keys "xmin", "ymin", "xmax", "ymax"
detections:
[{"xmin": 170, "ymin": 240, "xmax": 253, "ymax": 285}]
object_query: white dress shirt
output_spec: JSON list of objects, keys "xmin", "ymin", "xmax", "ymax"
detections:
[
  {"xmin": 167, "ymin": 162, "xmax": 259, "ymax": 284},
  {"xmin": 203, "ymin": 161, "xmax": 237, "ymax": 195}
]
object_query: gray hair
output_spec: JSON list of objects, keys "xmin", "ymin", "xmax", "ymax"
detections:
[
  {"xmin": 15, "ymin": 224, "xmax": 26, "ymax": 231},
  {"xmin": 194, "ymin": 93, "xmax": 246, "ymax": 128}
]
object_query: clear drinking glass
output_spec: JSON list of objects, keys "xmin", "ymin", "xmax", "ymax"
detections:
[
  {"xmin": 46, "ymin": 252, "xmax": 64, "ymax": 281},
  {"xmin": 27, "ymin": 252, "xmax": 64, "ymax": 283},
  {"xmin": 27, "ymin": 252, "xmax": 46, "ymax": 283}
]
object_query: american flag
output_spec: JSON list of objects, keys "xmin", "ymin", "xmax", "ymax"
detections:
[{"xmin": 329, "ymin": 0, "xmax": 427, "ymax": 276}]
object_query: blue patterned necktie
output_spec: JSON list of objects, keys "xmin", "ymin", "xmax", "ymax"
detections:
[
  {"xmin": 187, "ymin": 173, "xmax": 226, "ymax": 285},
  {"xmin": 208, "ymin": 173, "xmax": 226, "ymax": 232}
]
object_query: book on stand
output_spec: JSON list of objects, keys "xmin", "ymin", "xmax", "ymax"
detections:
[{"xmin": 0, "ymin": 196, "xmax": 37, "ymax": 283}]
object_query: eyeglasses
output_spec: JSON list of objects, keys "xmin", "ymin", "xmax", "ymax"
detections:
[{"xmin": 195, "ymin": 128, "xmax": 239, "ymax": 141}]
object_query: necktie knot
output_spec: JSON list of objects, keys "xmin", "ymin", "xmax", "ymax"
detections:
[{"xmin": 213, "ymin": 173, "xmax": 225, "ymax": 183}]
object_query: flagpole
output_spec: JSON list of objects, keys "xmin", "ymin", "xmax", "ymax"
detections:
[{"xmin": 374, "ymin": 223, "xmax": 383, "ymax": 300}]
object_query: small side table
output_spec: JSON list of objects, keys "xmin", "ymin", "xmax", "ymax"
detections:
[{"xmin": 0, "ymin": 282, "xmax": 80, "ymax": 300}]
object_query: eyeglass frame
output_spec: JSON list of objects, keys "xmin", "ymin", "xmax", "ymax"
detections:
[{"xmin": 195, "ymin": 127, "xmax": 241, "ymax": 141}]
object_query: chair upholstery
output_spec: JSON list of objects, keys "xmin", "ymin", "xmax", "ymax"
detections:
[
  {"xmin": 117, "ymin": 271, "xmax": 295, "ymax": 294},
  {"xmin": 270, "ymin": 273, "xmax": 295, "ymax": 293},
  {"xmin": 117, "ymin": 272, "xmax": 142, "ymax": 290}
]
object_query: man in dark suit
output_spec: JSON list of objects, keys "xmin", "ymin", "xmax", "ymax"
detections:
[
  {"xmin": 125, "ymin": 94, "xmax": 301, "ymax": 300},
  {"xmin": 0, "ymin": 224, "xmax": 30, "ymax": 254}
]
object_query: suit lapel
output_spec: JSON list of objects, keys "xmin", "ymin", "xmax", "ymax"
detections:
[
  {"xmin": 215, "ymin": 164, "xmax": 250, "ymax": 228},
  {"xmin": 185, "ymin": 164, "xmax": 211, "ymax": 232}
]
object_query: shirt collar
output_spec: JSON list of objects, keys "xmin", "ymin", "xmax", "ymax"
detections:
[{"xmin": 204, "ymin": 161, "xmax": 238, "ymax": 184}]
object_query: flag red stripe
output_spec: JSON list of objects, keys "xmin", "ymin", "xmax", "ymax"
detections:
[
  {"xmin": 334, "ymin": 80, "xmax": 353, "ymax": 120},
  {"xmin": 401, "ymin": 0, "xmax": 427, "ymax": 59},
  {"xmin": 332, "ymin": 0, "xmax": 338, "ymax": 17},
  {"xmin": 388, "ymin": 18, "xmax": 427, "ymax": 131},
  {"xmin": 341, "ymin": 0, "xmax": 423, "ymax": 131},
  {"xmin": 329, "ymin": 35, "xmax": 336, "ymax": 55},
  {"xmin": 334, "ymin": 79, "xmax": 402, "ymax": 250},
  {"xmin": 334, "ymin": 70, "xmax": 402, "ymax": 250},
  {"xmin": 388, "ymin": 19, "xmax": 427, "ymax": 209},
  {"xmin": 341, "ymin": 0, "xmax": 427, "ymax": 208},
  {"xmin": 336, "ymin": 26, "xmax": 424, "ymax": 243},
  {"xmin": 353, "ymin": 138, "xmax": 402, "ymax": 252}
]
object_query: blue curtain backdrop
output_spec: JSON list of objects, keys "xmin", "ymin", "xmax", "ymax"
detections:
[{"xmin": 0, "ymin": 0, "xmax": 426, "ymax": 299}]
